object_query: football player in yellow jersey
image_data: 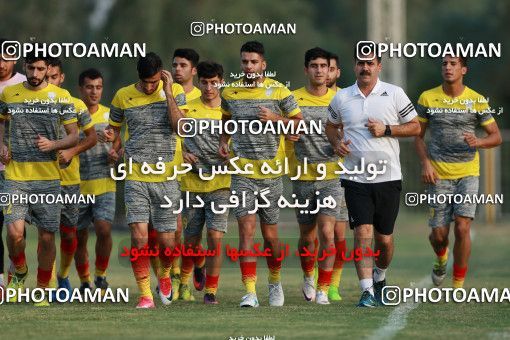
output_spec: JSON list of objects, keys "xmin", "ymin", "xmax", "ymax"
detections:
[
  {"xmin": 324, "ymin": 51, "xmax": 347, "ymax": 302},
  {"xmin": 73, "ymin": 68, "xmax": 120, "ymax": 294},
  {"xmin": 45, "ymin": 58, "xmax": 97, "ymax": 300},
  {"xmin": 0, "ymin": 39, "xmax": 27, "ymax": 293},
  {"xmin": 415, "ymin": 55, "xmax": 501, "ymax": 288},
  {"xmin": 219, "ymin": 41, "xmax": 302, "ymax": 307},
  {"xmin": 104, "ymin": 52, "xmax": 188, "ymax": 308},
  {"xmin": 178, "ymin": 61, "xmax": 230, "ymax": 304},
  {"xmin": 0, "ymin": 52, "xmax": 79, "ymax": 305},
  {"xmin": 287, "ymin": 48, "xmax": 346, "ymax": 305}
]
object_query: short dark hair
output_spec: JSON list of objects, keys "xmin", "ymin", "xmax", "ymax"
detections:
[
  {"xmin": 458, "ymin": 56, "xmax": 468, "ymax": 67},
  {"xmin": 79, "ymin": 68, "xmax": 103, "ymax": 86},
  {"xmin": 137, "ymin": 52, "xmax": 162, "ymax": 79},
  {"xmin": 48, "ymin": 57, "xmax": 63, "ymax": 73},
  {"xmin": 197, "ymin": 61, "xmax": 224, "ymax": 80},
  {"xmin": 328, "ymin": 52, "xmax": 340, "ymax": 68},
  {"xmin": 304, "ymin": 47, "xmax": 330, "ymax": 67},
  {"xmin": 240, "ymin": 41, "xmax": 265, "ymax": 56},
  {"xmin": 354, "ymin": 42, "xmax": 382, "ymax": 63},
  {"xmin": 24, "ymin": 47, "xmax": 50, "ymax": 65},
  {"xmin": 173, "ymin": 48, "xmax": 199, "ymax": 67}
]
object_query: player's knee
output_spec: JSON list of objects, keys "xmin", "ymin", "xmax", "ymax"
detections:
[
  {"xmin": 132, "ymin": 237, "xmax": 148, "ymax": 249},
  {"xmin": 96, "ymin": 227, "xmax": 111, "ymax": 240},
  {"xmin": 376, "ymin": 236, "xmax": 393, "ymax": 249},
  {"xmin": 454, "ymin": 223, "xmax": 470, "ymax": 239},
  {"xmin": 38, "ymin": 232, "xmax": 55, "ymax": 247},
  {"xmin": 7, "ymin": 228, "xmax": 24, "ymax": 243},
  {"xmin": 354, "ymin": 224, "xmax": 373, "ymax": 239}
]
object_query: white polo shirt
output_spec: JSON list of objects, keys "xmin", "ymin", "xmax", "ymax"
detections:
[{"xmin": 328, "ymin": 78, "xmax": 417, "ymax": 183}]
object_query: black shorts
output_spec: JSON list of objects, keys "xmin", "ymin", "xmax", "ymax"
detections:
[{"xmin": 341, "ymin": 179, "xmax": 402, "ymax": 235}]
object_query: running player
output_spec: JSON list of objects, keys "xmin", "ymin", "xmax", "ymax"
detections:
[
  {"xmin": 75, "ymin": 68, "xmax": 119, "ymax": 294},
  {"xmin": 326, "ymin": 44, "xmax": 420, "ymax": 307},
  {"xmin": 414, "ymin": 55, "xmax": 501, "ymax": 288},
  {"xmin": 104, "ymin": 52, "xmax": 188, "ymax": 308},
  {"xmin": 219, "ymin": 41, "xmax": 302, "ymax": 307},
  {"xmin": 0, "ymin": 52, "xmax": 79, "ymax": 305},
  {"xmin": 287, "ymin": 47, "xmax": 347, "ymax": 305},
  {"xmin": 45, "ymin": 58, "xmax": 97, "ymax": 299},
  {"xmin": 164, "ymin": 48, "xmax": 200, "ymax": 298},
  {"xmin": 325, "ymin": 51, "xmax": 347, "ymax": 302},
  {"xmin": 179, "ymin": 61, "xmax": 230, "ymax": 304}
]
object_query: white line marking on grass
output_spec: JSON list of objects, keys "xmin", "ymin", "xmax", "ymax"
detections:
[{"xmin": 367, "ymin": 276, "xmax": 431, "ymax": 340}]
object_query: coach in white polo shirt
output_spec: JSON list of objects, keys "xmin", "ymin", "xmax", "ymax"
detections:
[{"xmin": 326, "ymin": 44, "xmax": 420, "ymax": 307}]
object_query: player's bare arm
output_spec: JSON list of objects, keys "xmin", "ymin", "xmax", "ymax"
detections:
[
  {"xmin": 463, "ymin": 121, "xmax": 502, "ymax": 149},
  {"xmin": 218, "ymin": 115, "xmax": 231, "ymax": 159},
  {"xmin": 0, "ymin": 118, "xmax": 10, "ymax": 164},
  {"xmin": 161, "ymin": 69, "xmax": 184, "ymax": 134},
  {"xmin": 326, "ymin": 120, "xmax": 350, "ymax": 157},
  {"xmin": 58, "ymin": 126, "xmax": 98, "ymax": 164},
  {"xmin": 365, "ymin": 116, "xmax": 421, "ymax": 137},
  {"xmin": 414, "ymin": 121, "xmax": 439, "ymax": 184},
  {"xmin": 37, "ymin": 122, "xmax": 79, "ymax": 152}
]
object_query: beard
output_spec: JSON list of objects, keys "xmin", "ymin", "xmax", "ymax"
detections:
[
  {"xmin": 327, "ymin": 79, "xmax": 337, "ymax": 87},
  {"xmin": 27, "ymin": 77, "xmax": 44, "ymax": 87}
]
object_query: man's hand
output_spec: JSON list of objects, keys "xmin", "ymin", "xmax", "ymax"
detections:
[
  {"xmin": 334, "ymin": 139, "xmax": 351, "ymax": 157},
  {"xmin": 0, "ymin": 144, "xmax": 10, "ymax": 165},
  {"xmin": 58, "ymin": 149, "xmax": 74, "ymax": 164},
  {"xmin": 257, "ymin": 106, "xmax": 279, "ymax": 122},
  {"xmin": 218, "ymin": 142, "xmax": 230, "ymax": 159},
  {"xmin": 161, "ymin": 70, "xmax": 174, "ymax": 96},
  {"xmin": 183, "ymin": 152, "xmax": 198, "ymax": 164},
  {"xmin": 365, "ymin": 118, "xmax": 386, "ymax": 137},
  {"xmin": 421, "ymin": 161, "xmax": 439, "ymax": 184},
  {"xmin": 36, "ymin": 135, "xmax": 56, "ymax": 152},
  {"xmin": 103, "ymin": 127, "xmax": 116, "ymax": 142},
  {"xmin": 463, "ymin": 132, "xmax": 478, "ymax": 148},
  {"xmin": 97, "ymin": 130, "xmax": 110, "ymax": 143}
]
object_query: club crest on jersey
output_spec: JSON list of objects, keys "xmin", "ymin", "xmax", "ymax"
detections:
[
  {"xmin": 265, "ymin": 87, "xmax": 274, "ymax": 97},
  {"xmin": 159, "ymin": 90, "xmax": 166, "ymax": 99},
  {"xmin": 48, "ymin": 92, "xmax": 56, "ymax": 100},
  {"xmin": 104, "ymin": 111, "xmax": 110, "ymax": 121}
]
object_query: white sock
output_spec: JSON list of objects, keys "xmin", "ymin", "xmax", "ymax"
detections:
[
  {"xmin": 374, "ymin": 266, "xmax": 387, "ymax": 282},
  {"xmin": 304, "ymin": 276, "xmax": 314, "ymax": 284},
  {"xmin": 360, "ymin": 278, "xmax": 374, "ymax": 296}
]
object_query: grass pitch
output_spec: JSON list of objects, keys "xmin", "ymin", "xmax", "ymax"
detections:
[{"xmin": 1, "ymin": 210, "xmax": 509, "ymax": 339}]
